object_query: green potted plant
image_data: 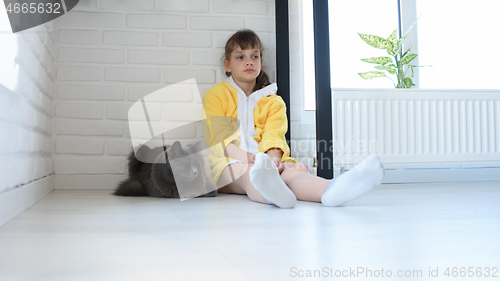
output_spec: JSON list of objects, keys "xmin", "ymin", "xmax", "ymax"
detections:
[{"xmin": 358, "ymin": 18, "xmax": 429, "ymax": 88}]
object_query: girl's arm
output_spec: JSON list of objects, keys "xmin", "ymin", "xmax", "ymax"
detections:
[
  {"xmin": 265, "ymin": 147, "xmax": 285, "ymax": 174},
  {"xmin": 258, "ymin": 96, "xmax": 291, "ymax": 163},
  {"xmin": 202, "ymin": 92, "xmax": 241, "ymax": 161},
  {"xmin": 265, "ymin": 147, "xmax": 283, "ymax": 161}
]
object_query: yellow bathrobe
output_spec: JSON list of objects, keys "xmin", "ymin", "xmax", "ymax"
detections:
[{"xmin": 201, "ymin": 76, "xmax": 297, "ymax": 184}]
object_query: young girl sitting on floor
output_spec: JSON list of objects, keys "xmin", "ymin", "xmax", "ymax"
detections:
[{"xmin": 202, "ymin": 29, "xmax": 385, "ymax": 208}]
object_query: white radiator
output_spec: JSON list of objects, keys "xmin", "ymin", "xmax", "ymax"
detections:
[{"xmin": 331, "ymin": 89, "xmax": 500, "ymax": 182}]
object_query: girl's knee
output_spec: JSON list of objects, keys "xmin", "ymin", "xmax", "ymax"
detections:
[
  {"xmin": 217, "ymin": 163, "xmax": 253, "ymax": 191},
  {"xmin": 295, "ymin": 163, "xmax": 311, "ymax": 173}
]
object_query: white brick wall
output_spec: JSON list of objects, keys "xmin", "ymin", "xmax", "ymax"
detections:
[
  {"xmin": 58, "ymin": 29, "xmax": 99, "ymax": 45},
  {"xmin": 126, "ymin": 14, "xmax": 187, "ymax": 29},
  {"xmin": 56, "ymin": 102, "xmax": 103, "ymax": 119},
  {"xmin": 58, "ymin": 84, "xmax": 125, "ymax": 101},
  {"xmin": 128, "ymin": 50, "xmax": 189, "ymax": 65},
  {"xmin": 289, "ymin": 0, "xmax": 316, "ymax": 166},
  {"xmin": 101, "ymin": 0, "xmax": 156, "ymax": 11},
  {"xmin": 0, "ymin": 162, "xmax": 7, "ymax": 193},
  {"xmin": 0, "ymin": 21, "xmax": 56, "ymax": 194},
  {"xmin": 58, "ymin": 47, "xmax": 125, "ymax": 64},
  {"xmin": 158, "ymin": 0, "xmax": 209, "ymax": 13},
  {"xmin": 56, "ymin": 138, "xmax": 105, "ymax": 155},
  {"xmin": 57, "ymin": 12, "xmax": 123, "ymax": 28},
  {"xmin": 48, "ymin": 0, "xmax": 311, "ymax": 190},
  {"xmin": 163, "ymin": 32, "xmax": 212, "ymax": 48},
  {"xmin": 104, "ymin": 67, "xmax": 161, "ymax": 82},
  {"xmin": 190, "ymin": 17, "xmax": 245, "ymax": 30},
  {"xmin": 213, "ymin": 1, "xmax": 268, "ymax": 14},
  {"xmin": 103, "ymin": 31, "xmax": 159, "ymax": 46}
]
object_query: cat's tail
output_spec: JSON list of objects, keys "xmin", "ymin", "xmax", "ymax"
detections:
[{"xmin": 113, "ymin": 179, "xmax": 147, "ymax": 196}]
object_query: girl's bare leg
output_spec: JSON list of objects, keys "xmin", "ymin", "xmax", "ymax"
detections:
[
  {"xmin": 279, "ymin": 162, "xmax": 330, "ymax": 203},
  {"xmin": 218, "ymin": 162, "xmax": 330, "ymax": 204},
  {"xmin": 280, "ymin": 155, "xmax": 384, "ymax": 206},
  {"xmin": 216, "ymin": 163, "xmax": 271, "ymax": 205}
]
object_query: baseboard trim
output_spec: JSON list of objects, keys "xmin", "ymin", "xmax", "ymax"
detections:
[
  {"xmin": 383, "ymin": 167, "xmax": 500, "ymax": 184},
  {"xmin": 0, "ymin": 175, "xmax": 55, "ymax": 228}
]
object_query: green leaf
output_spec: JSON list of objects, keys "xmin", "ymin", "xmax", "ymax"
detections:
[
  {"xmin": 361, "ymin": 57, "xmax": 393, "ymax": 65},
  {"xmin": 402, "ymin": 16, "xmax": 420, "ymax": 42},
  {"xmin": 387, "ymin": 29, "xmax": 398, "ymax": 44},
  {"xmin": 401, "ymin": 49, "xmax": 410, "ymax": 59},
  {"xmin": 376, "ymin": 65, "xmax": 397, "ymax": 75},
  {"xmin": 403, "ymin": 77, "xmax": 413, "ymax": 88},
  {"xmin": 395, "ymin": 16, "xmax": 421, "ymax": 54},
  {"xmin": 408, "ymin": 65, "xmax": 414, "ymax": 77},
  {"xmin": 358, "ymin": 71, "xmax": 386, "ymax": 80},
  {"xmin": 396, "ymin": 39, "xmax": 404, "ymax": 54},
  {"xmin": 358, "ymin": 33, "xmax": 393, "ymax": 49},
  {"xmin": 401, "ymin": 53, "xmax": 418, "ymax": 65},
  {"xmin": 387, "ymin": 29, "xmax": 399, "ymax": 55}
]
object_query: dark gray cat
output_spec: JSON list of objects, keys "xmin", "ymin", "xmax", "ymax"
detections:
[{"xmin": 113, "ymin": 141, "xmax": 217, "ymax": 198}]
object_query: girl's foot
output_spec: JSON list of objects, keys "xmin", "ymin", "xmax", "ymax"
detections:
[
  {"xmin": 321, "ymin": 154, "xmax": 385, "ymax": 207},
  {"xmin": 249, "ymin": 153, "xmax": 297, "ymax": 208}
]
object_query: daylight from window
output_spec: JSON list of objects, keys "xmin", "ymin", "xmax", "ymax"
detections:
[
  {"xmin": 303, "ymin": 0, "xmax": 500, "ymax": 110},
  {"xmin": 417, "ymin": 0, "xmax": 500, "ymax": 89},
  {"xmin": 303, "ymin": 0, "xmax": 398, "ymax": 110},
  {"xmin": 328, "ymin": 0, "xmax": 399, "ymax": 89}
]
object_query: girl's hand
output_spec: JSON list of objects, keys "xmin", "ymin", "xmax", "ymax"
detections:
[{"xmin": 272, "ymin": 158, "xmax": 285, "ymax": 174}]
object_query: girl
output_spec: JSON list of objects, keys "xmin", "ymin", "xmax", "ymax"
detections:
[{"xmin": 202, "ymin": 29, "xmax": 385, "ymax": 208}]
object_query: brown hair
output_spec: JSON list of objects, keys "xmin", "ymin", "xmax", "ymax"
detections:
[{"xmin": 222, "ymin": 29, "xmax": 271, "ymax": 92}]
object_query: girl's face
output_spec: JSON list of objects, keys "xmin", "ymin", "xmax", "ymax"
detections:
[{"xmin": 224, "ymin": 45, "xmax": 262, "ymax": 84}]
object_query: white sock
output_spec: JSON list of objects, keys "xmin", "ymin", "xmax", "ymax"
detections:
[
  {"xmin": 321, "ymin": 154, "xmax": 385, "ymax": 207},
  {"xmin": 249, "ymin": 153, "xmax": 297, "ymax": 209}
]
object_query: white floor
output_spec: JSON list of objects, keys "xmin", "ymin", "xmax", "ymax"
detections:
[{"xmin": 0, "ymin": 182, "xmax": 499, "ymax": 281}]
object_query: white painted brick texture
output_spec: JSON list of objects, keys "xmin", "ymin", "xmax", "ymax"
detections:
[
  {"xmin": 73, "ymin": 0, "xmax": 97, "ymax": 10},
  {"xmin": 101, "ymin": 0, "xmax": 155, "ymax": 11},
  {"xmin": 163, "ymin": 33, "xmax": 212, "ymax": 48},
  {"xmin": 0, "ymin": 162, "xmax": 7, "ymax": 193},
  {"xmin": 0, "ymin": 23, "xmax": 56, "ymax": 194},
  {"xmin": 159, "ymin": 0, "xmax": 209, "ymax": 13},
  {"xmin": 213, "ymin": 0, "xmax": 268, "ymax": 14},
  {"xmin": 128, "ymin": 86, "xmax": 193, "ymax": 102},
  {"xmin": 105, "ymin": 67, "xmax": 161, "ymax": 83},
  {"xmin": 49, "ymin": 0, "xmax": 283, "ymax": 190},
  {"xmin": 56, "ymin": 138, "xmax": 105, "ymax": 155},
  {"xmin": 56, "ymin": 102, "xmax": 103, "ymax": 119},
  {"xmin": 54, "ymin": 158, "xmax": 126, "ymax": 174},
  {"xmin": 107, "ymin": 139, "xmax": 135, "ymax": 156},
  {"xmin": 58, "ymin": 84, "xmax": 125, "ymax": 101},
  {"xmin": 103, "ymin": 31, "xmax": 159, "ymax": 46},
  {"xmin": 288, "ymin": 0, "xmax": 316, "ymax": 169},
  {"xmin": 57, "ymin": 12, "xmax": 123, "ymax": 28},
  {"xmin": 128, "ymin": 50, "xmax": 189, "ymax": 65},
  {"xmin": 191, "ymin": 16, "xmax": 245, "ymax": 31},
  {"xmin": 58, "ymin": 47, "xmax": 125, "ymax": 64},
  {"xmin": 127, "ymin": 14, "xmax": 187, "ymax": 29},
  {"xmin": 58, "ymin": 29, "xmax": 99, "ymax": 45}
]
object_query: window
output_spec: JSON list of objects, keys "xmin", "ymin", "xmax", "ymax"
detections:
[
  {"xmin": 302, "ymin": 0, "xmax": 316, "ymax": 110},
  {"xmin": 417, "ymin": 0, "xmax": 500, "ymax": 89},
  {"xmin": 303, "ymin": 0, "xmax": 500, "ymax": 110},
  {"xmin": 328, "ymin": 0, "xmax": 399, "ymax": 89}
]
